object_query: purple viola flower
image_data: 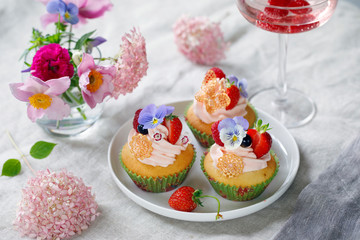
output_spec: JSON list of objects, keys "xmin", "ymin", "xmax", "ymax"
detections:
[
  {"xmin": 228, "ymin": 75, "xmax": 248, "ymax": 98},
  {"xmin": 86, "ymin": 37, "xmax": 107, "ymax": 53},
  {"xmin": 218, "ymin": 117, "xmax": 246, "ymax": 150},
  {"xmin": 46, "ymin": 0, "xmax": 79, "ymax": 25},
  {"xmin": 138, "ymin": 104, "xmax": 174, "ymax": 129}
]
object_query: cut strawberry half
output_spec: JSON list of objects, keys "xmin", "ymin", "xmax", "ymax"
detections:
[
  {"xmin": 225, "ymin": 85, "xmax": 240, "ymax": 110},
  {"xmin": 164, "ymin": 115, "xmax": 183, "ymax": 144},
  {"xmin": 132, "ymin": 109, "xmax": 143, "ymax": 132},
  {"xmin": 210, "ymin": 67, "xmax": 226, "ymax": 79},
  {"xmin": 211, "ymin": 120, "xmax": 224, "ymax": 147},
  {"xmin": 246, "ymin": 120, "xmax": 272, "ymax": 158}
]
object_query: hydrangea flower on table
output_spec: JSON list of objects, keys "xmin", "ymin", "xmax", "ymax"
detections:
[{"xmin": 10, "ymin": 0, "xmax": 148, "ymax": 124}]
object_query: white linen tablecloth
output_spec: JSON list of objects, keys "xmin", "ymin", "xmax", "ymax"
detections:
[{"xmin": 1, "ymin": 0, "xmax": 359, "ymax": 239}]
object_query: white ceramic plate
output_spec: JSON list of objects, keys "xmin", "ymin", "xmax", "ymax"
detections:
[{"xmin": 108, "ymin": 100, "xmax": 299, "ymax": 222}]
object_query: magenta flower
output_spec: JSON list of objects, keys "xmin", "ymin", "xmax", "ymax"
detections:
[
  {"xmin": 9, "ymin": 76, "xmax": 71, "ymax": 122},
  {"xmin": 13, "ymin": 169, "xmax": 99, "ymax": 239},
  {"xmin": 78, "ymin": 53, "xmax": 116, "ymax": 108},
  {"xmin": 112, "ymin": 27, "xmax": 148, "ymax": 99},
  {"xmin": 173, "ymin": 15, "xmax": 229, "ymax": 65},
  {"xmin": 38, "ymin": 0, "xmax": 113, "ymax": 27},
  {"xmin": 31, "ymin": 43, "xmax": 74, "ymax": 81}
]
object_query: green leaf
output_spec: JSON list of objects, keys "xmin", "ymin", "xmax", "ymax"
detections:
[
  {"xmin": 1, "ymin": 159, "xmax": 21, "ymax": 177},
  {"xmin": 74, "ymin": 30, "xmax": 96, "ymax": 50},
  {"xmin": 30, "ymin": 141, "xmax": 57, "ymax": 159},
  {"xmin": 55, "ymin": 22, "xmax": 67, "ymax": 32}
]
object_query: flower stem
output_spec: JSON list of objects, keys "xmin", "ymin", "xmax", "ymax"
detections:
[
  {"xmin": 68, "ymin": 24, "xmax": 73, "ymax": 50},
  {"xmin": 64, "ymin": 90, "xmax": 87, "ymax": 120},
  {"xmin": 76, "ymin": 107, "xmax": 87, "ymax": 120},
  {"xmin": 198, "ymin": 195, "xmax": 223, "ymax": 220},
  {"xmin": 6, "ymin": 130, "xmax": 36, "ymax": 176}
]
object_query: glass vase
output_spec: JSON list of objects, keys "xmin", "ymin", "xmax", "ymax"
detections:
[{"xmin": 36, "ymin": 102, "xmax": 104, "ymax": 137}]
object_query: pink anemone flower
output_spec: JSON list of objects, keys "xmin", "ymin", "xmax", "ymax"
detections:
[
  {"xmin": 78, "ymin": 53, "xmax": 116, "ymax": 108},
  {"xmin": 9, "ymin": 76, "xmax": 71, "ymax": 122},
  {"xmin": 38, "ymin": 0, "xmax": 113, "ymax": 27}
]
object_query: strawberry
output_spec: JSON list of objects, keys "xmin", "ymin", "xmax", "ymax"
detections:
[
  {"xmin": 246, "ymin": 119, "xmax": 272, "ymax": 158},
  {"xmin": 225, "ymin": 85, "xmax": 240, "ymax": 110},
  {"xmin": 288, "ymin": 0, "xmax": 311, "ymax": 15},
  {"xmin": 211, "ymin": 120, "xmax": 224, "ymax": 147},
  {"xmin": 132, "ymin": 109, "xmax": 142, "ymax": 132},
  {"xmin": 210, "ymin": 67, "xmax": 226, "ymax": 79},
  {"xmin": 265, "ymin": 0, "xmax": 291, "ymax": 18},
  {"xmin": 168, "ymin": 186, "xmax": 223, "ymax": 220},
  {"xmin": 203, "ymin": 67, "xmax": 226, "ymax": 83},
  {"xmin": 164, "ymin": 114, "xmax": 182, "ymax": 144}
]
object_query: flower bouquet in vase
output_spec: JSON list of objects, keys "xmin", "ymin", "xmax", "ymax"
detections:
[{"xmin": 10, "ymin": 0, "xmax": 148, "ymax": 136}]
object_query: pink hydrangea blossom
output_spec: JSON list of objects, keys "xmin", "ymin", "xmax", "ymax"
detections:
[
  {"xmin": 112, "ymin": 28, "xmax": 148, "ymax": 99},
  {"xmin": 78, "ymin": 53, "xmax": 116, "ymax": 108},
  {"xmin": 31, "ymin": 43, "xmax": 74, "ymax": 81},
  {"xmin": 9, "ymin": 76, "xmax": 71, "ymax": 122},
  {"xmin": 13, "ymin": 169, "xmax": 99, "ymax": 240},
  {"xmin": 173, "ymin": 15, "xmax": 230, "ymax": 65},
  {"xmin": 38, "ymin": 0, "xmax": 113, "ymax": 27}
]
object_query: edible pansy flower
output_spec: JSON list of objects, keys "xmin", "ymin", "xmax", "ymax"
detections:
[
  {"xmin": 46, "ymin": 0, "xmax": 79, "ymax": 24},
  {"xmin": 39, "ymin": 0, "xmax": 113, "ymax": 27},
  {"xmin": 86, "ymin": 36, "xmax": 107, "ymax": 53},
  {"xmin": 9, "ymin": 76, "xmax": 71, "ymax": 122},
  {"xmin": 218, "ymin": 117, "xmax": 246, "ymax": 150},
  {"xmin": 138, "ymin": 104, "xmax": 174, "ymax": 129},
  {"xmin": 78, "ymin": 53, "xmax": 116, "ymax": 108},
  {"xmin": 228, "ymin": 75, "xmax": 248, "ymax": 98}
]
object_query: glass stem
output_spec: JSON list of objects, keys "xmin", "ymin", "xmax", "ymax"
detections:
[{"xmin": 276, "ymin": 34, "xmax": 288, "ymax": 104}]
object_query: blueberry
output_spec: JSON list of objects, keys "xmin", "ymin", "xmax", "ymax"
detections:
[
  {"xmin": 137, "ymin": 124, "xmax": 148, "ymax": 135},
  {"xmin": 241, "ymin": 134, "xmax": 252, "ymax": 148}
]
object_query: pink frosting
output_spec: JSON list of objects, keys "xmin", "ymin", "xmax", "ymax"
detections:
[
  {"xmin": 127, "ymin": 125, "xmax": 190, "ymax": 167},
  {"xmin": 209, "ymin": 144, "xmax": 271, "ymax": 173},
  {"xmin": 193, "ymin": 97, "xmax": 247, "ymax": 124}
]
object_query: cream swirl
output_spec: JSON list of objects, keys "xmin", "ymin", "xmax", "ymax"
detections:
[
  {"xmin": 209, "ymin": 144, "xmax": 271, "ymax": 173},
  {"xmin": 128, "ymin": 125, "xmax": 190, "ymax": 167},
  {"xmin": 193, "ymin": 97, "xmax": 247, "ymax": 124}
]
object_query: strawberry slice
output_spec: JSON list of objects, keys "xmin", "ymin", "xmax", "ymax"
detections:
[
  {"xmin": 265, "ymin": 0, "xmax": 291, "ymax": 18},
  {"xmin": 132, "ymin": 109, "xmax": 142, "ymax": 132},
  {"xmin": 164, "ymin": 114, "xmax": 183, "ymax": 144},
  {"xmin": 246, "ymin": 120, "xmax": 272, "ymax": 158},
  {"xmin": 226, "ymin": 85, "xmax": 240, "ymax": 110},
  {"xmin": 288, "ymin": 0, "xmax": 311, "ymax": 15},
  {"xmin": 256, "ymin": 12, "xmax": 289, "ymax": 33},
  {"xmin": 211, "ymin": 120, "xmax": 224, "ymax": 147}
]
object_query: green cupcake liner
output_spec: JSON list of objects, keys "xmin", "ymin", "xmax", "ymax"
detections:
[
  {"xmin": 184, "ymin": 102, "xmax": 258, "ymax": 148},
  {"xmin": 200, "ymin": 150, "xmax": 279, "ymax": 201},
  {"xmin": 119, "ymin": 145, "xmax": 196, "ymax": 193}
]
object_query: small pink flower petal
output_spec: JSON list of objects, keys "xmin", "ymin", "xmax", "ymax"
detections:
[
  {"xmin": 82, "ymin": 91, "xmax": 97, "ymax": 109},
  {"xmin": 20, "ymin": 76, "xmax": 49, "ymax": 94},
  {"xmin": 44, "ymin": 96, "xmax": 71, "ymax": 120},
  {"xmin": 78, "ymin": 53, "xmax": 95, "ymax": 77},
  {"xmin": 40, "ymin": 13, "xmax": 59, "ymax": 28},
  {"xmin": 9, "ymin": 83, "xmax": 32, "ymax": 102},
  {"xmin": 44, "ymin": 77, "xmax": 71, "ymax": 96},
  {"xmin": 27, "ymin": 105, "xmax": 45, "ymax": 122},
  {"xmin": 78, "ymin": 0, "xmax": 113, "ymax": 19}
]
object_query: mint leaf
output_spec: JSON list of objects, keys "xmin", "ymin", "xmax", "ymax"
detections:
[
  {"xmin": 2, "ymin": 159, "xmax": 21, "ymax": 177},
  {"xmin": 74, "ymin": 30, "xmax": 96, "ymax": 50},
  {"xmin": 30, "ymin": 141, "xmax": 57, "ymax": 159}
]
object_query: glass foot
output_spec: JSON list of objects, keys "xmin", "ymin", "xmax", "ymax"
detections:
[{"xmin": 249, "ymin": 88, "xmax": 316, "ymax": 128}]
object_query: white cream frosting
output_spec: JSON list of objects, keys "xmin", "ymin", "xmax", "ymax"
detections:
[
  {"xmin": 209, "ymin": 144, "xmax": 271, "ymax": 173},
  {"xmin": 193, "ymin": 97, "xmax": 247, "ymax": 124},
  {"xmin": 127, "ymin": 125, "xmax": 190, "ymax": 167}
]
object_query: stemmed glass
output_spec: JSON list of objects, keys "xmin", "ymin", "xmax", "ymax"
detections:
[{"xmin": 236, "ymin": 0, "xmax": 338, "ymax": 128}]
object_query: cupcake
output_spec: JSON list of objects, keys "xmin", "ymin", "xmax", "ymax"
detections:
[
  {"xmin": 201, "ymin": 118, "xmax": 279, "ymax": 201},
  {"xmin": 120, "ymin": 104, "xmax": 196, "ymax": 193},
  {"xmin": 185, "ymin": 67, "xmax": 257, "ymax": 148}
]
